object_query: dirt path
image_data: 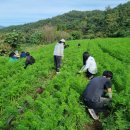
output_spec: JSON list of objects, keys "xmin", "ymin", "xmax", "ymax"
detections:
[{"xmin": 85, "ymin": 120, "xmax": 103, "ymax": 130}]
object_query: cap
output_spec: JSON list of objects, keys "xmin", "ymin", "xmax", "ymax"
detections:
[{"xmin": 60, "ymin": 39, "xmax": 65, "ymax": 43}]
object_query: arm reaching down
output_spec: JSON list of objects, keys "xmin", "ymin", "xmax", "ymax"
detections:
[
  {"xmin": 78, "ymin": 65, "xmax": 86, "ymax": 73},
  {"xmin": 104, "ymin": 80, "xmax": 112, "ymax": 99},
  {"xmin": 107, "ymin": 88, "xmax": 112, "ymax": 99}
]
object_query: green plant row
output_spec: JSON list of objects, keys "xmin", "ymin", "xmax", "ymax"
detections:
[{"xmin": 0, "ymin": 38, "xmax": 130, "ymax": 130}]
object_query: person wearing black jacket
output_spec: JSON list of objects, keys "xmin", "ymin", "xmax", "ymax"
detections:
[
  {"xmin": 24, "ymin": 52, "xmax": 35, "ymax": 69},
  {"xmin": 81, "ymin": 70, "xmax": 113, "ymax": 120}
]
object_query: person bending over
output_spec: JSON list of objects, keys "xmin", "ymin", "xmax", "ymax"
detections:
[
  {"xmin": 81, "ymin": 70, "xmax": 113, "ymax": 120},
  {"xmin": 79, "ymin": 52, "xmax": 97, "ymax": 79},
  {"xmin": 24, "ymin": 52, "xmax": 35, "ymax": 69}
]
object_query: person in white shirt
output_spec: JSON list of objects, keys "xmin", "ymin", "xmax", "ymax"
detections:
[
  {"xmin": 79, "ymin": 52, "xmax": 97, "ymax": 79},
  {"xmin": 53, "ymin": 39, "xmax": 65, "ymax": 74}
]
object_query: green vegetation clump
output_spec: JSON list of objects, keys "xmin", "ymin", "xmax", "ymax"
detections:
[{"xmin": 4, "ymin": 30, "xmax": 25, "ymax": 49}]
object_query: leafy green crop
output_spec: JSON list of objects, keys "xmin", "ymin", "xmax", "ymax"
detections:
[{"xmin": 0, "ymin": 38, "xmax": 130, "ymax": 130}]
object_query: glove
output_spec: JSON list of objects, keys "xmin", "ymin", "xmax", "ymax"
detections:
[
  {"xmin": 107, "ymin": 92, "xmax": 112, "ymax": 99},
  {"xmin": 77, "ymin": 70, "xmax": 82, "ymax": 74}
]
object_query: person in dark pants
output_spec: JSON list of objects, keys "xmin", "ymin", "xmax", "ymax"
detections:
[
  {"xmin": 24, "ymin": 52, "xmax": 35, "ymax": 69},
  {"xmin": 53, "ymin": 39, "xmax": 65, "ymax": 74},
  {"xmin": 81, "ymin": 70, "xmax": 113, "ymax": 120},
  {"xmin": 79, "ymin": 52, "xmax": 97, "ymax": 79},
  {"xmin": 54, "ymin": 56, "xmax": 62, "ymax": 72}
]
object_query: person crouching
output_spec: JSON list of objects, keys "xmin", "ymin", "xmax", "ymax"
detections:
[{"xmin": 24, "ymin": 52, "xmax": 35, "ymax": 69}]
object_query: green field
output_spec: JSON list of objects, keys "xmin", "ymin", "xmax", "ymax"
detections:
[{"xmin": 0, "ymin": 38, "xmax": 130, "ymax": 130}]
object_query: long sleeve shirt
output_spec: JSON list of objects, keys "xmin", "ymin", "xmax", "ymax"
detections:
[
  {"xmin": 53, "ymin": 43, "xmax": 64, "ymax": 57},
  {"xmin": 82, "ymin": 56, "xmax": 97, "ymax": 74}
]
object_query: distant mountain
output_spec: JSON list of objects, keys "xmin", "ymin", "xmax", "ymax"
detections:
[
  {"xmin": 0, "ymin": 1, "xmax": 130, "ymax": 38},
  {"xmin": 0, "ymin": 26, "xmax": 4, "ymax": 29}
]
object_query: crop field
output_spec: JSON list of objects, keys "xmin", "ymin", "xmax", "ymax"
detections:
[{"xmin": 0, "ymin": 38, "xmax": 130, "ymax": 130}]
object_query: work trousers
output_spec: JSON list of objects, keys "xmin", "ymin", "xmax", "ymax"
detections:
[
  {"xmin": 83, "ymin": 97, "xmax": 111, "ymax": 113},
  {"xmin": 54, "ymin": 55, "xmax": 62, "ymax": 72}
]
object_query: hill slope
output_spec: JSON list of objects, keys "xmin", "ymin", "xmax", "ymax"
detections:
[
  {"xmin": 1, "ymin": 1, "xmax": 130, "ymax": 38},
  {"xmin": 0, "ymin": 26, "xmax": 4, "ymax": 29}
]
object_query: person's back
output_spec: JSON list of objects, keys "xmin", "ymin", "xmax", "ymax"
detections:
[
  {"xmin": 30, "ymin": 56, "xmax": 35, "ymax": 64},
  {"xmin": 86, "ymin": 56, "xmax": 97, "ymax": 74},
  {"xmin": 54, "ymin": 42, "xmax": 64, "ymax": 56},
  {"xmin": 82, "ymin": 76, "xmax": 110, "ymax": 102},
  {"xmin": 26, "ymin": 55, "xmax": 35, "ymax": 64},
  {"xmin": 79, "ymin": 52, "xmax": 97, "ymax": 79},
  {"xmin": 24, "ymin": 52, "xmax": 35, "ymax": 69},
  {"xmin": 26, "ymin": 55, "xmax": 31, "ymax": 63},
  {"xmin": 81, "ymin": 71, "xmax": 113, "ymax": 119}
]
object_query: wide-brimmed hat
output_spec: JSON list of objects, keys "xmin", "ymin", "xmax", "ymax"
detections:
[{"xmin": 60, "ymin": 39, "xmax": 65, "ymax": 43}]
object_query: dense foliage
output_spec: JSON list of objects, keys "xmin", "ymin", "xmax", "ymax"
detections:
[
  {"xmin": 4, "ymin": 30, "xmax": 25, "ymax": 48},
  {"xmin": 0, "ymin": 38, "xmax": 130, "ymax": 130}
]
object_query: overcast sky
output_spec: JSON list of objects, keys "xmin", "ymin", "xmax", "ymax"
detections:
[{"xmin": 0, "ymin": 0, "xmax": 129, "ymax": 26}]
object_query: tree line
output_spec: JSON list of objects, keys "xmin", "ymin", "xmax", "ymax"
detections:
[{"xmin": 0, "ymin": 1, "xmax": 130, "ymax": 48}]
